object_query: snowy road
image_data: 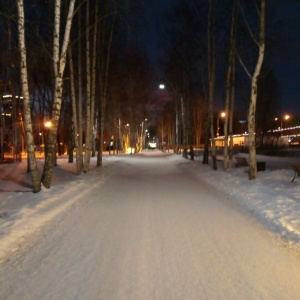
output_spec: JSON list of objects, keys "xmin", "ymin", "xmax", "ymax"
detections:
[{"xmin": 1, "ymin": 152, "xmax": 300, "ymax": 299}]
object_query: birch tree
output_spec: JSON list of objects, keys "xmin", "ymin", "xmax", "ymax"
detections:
[
  {"xmin": 97, "ymin": 9, "xmax": 116, "ymax": 167},
  {"xmin": 17, "ymin": 0, "xmax": 41, "ymax": 193},
  {"xmin": 77, "ymin": 6, "xmax": 83, "ymax": 174},
  {"xmin": 83, "ymin": 0, "xmax": 91, "ymax": 173},
  {"xmin": 67, "ymin": 44, "xmax": 81, "ymax": 173},
  {"xmin": 236, "ymin": 0, "xmax": 266, "ymax": 179},
  {"xmin": 41, "ymin": 0, "xmax": 76, "ymax": 188},
  {"xmin": 208, "ymin": 0, "xmax": 217, "ymax": 170},
  {"xmin": 90, "ymin": 0, "xmax": 98, "ymax": 159},
  {"xmin": 223, "ymin": 0, "xmax": 238, "ymax": 170},
  {"xmin": 83, "ymin": 0, "xmax": 99, "ymax": 169}
]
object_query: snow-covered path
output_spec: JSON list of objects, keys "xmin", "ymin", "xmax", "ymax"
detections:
[{"xmin": 1, "ymin": 153, "xmax": 300, "ymax": 299}]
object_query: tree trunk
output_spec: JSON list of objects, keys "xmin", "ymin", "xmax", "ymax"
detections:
[
  {"xmin": 77, "ymin": 7, "xmax": 83, "ymax": 173},
  {"xmin": 223, "ymin": 0, "xmax": 237, "ymax": 170},
  {"xmin": 181, "ymin": 96, "xmax": 188, "ymax": 159},
  {"xmin": 175, "ymin": 98, "xmax": 179, "ymax": 154},
  {"xmin": 228, "ymin": 53, "xmax": 236, "ymax": 167},
  {"xmin": 90, "ymin": 0, "xmax": 98, "ymax": 158},
  {"xmin": 83, "ymin": 0, "xmax": 91, "ymax": 173},
  {"xmin": 208, "ymin": 0, "xmax": 217, "ymax": 170},
  {"xmin": 67, "ymin": 45, "xmax": 80, "ymax": 172},
  {"xmin": 248, "ymin": 0, "xmax": 265, "ymax": 180},
  {"xmin": 41, "ymin": 0, "xmax": 76, "ymax": 188},
  {"xmin": 97, "ymin": 10, "xmax": 116, "ymax": 167},
  {"xmin": 17, "ymin": 0, "xmax": 41, "ymax": 193}
]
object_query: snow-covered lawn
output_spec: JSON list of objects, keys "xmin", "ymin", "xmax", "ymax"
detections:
[{"xmin": 176, "ymin": 152, "xmax": 300, "ymax": 252}]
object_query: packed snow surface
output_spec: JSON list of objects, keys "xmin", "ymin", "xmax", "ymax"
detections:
[{"xmin": 1, "ymin": 151, "xmax": 300, "ymax": 299}]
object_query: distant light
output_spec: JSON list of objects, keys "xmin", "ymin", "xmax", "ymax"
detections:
[
  {"xmin": 45, "ymin": 121, "xmax": 52, "ymax": 128},
  {"xmin": 159, "ymin": 84, "xmax": 165, "ymax": 89},
  {"xmin": 126, "ymin": 147, "xmax": 135, "ymax": 154}
]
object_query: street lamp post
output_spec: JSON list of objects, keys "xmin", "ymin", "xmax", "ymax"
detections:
[
  {"xmin": 216, "ymin": 112, "xmax": 226, "ymax": 137},
  {"xmin": 140, "ymin": 118, "xmax": 148, "ymax": 151},
  {"xmin": 159, "ymin": 83, "xmax": 180, "ymax": 154},
  {"xmin": 275, "ymin": 114, "xmax": 290, "ymax": 136}
]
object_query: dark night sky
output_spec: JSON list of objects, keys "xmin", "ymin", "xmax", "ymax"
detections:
[
  {"xmin": 142, "ymin": 0, "xmax": 300, "ymax": 115},
  {"xmin": 271, "ymin": 0, "xmax": 300, "ymax": 114}
]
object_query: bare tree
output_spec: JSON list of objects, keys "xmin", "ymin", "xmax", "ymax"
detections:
[
  {"xmin": 208, "ymin": 0, "xmax": 217, "ymax": 170},
  {"xmin": 67, "ymin": 44, "xmax": 81, "ymax": 173},
  {"xmin": 17, "ymin": 0, "xmax": 41, "ymax": 193},
  {"xmin": 236, "ymin": 0, "xmax": 266, "ymax": 179},
  {"xmin": 90, "ymin": 0, "xmax": 99, "ymax": 158},
  {"xmin": 223, "ymin": 0, "xmax": 238, "ymax": 170},
  {"xmin": 77, "ymin": 6, "xmax": 84, "ymax": 174},
  {"xmin": 83, "ymin": 0, "xmax": 92, "ymax": 173},
  {"xmin": 41, "ymin": 0, "xmax": 76, "ymax": 188},
  {"xmin": 97, "ymin": 8, "xmax": 116, "ymax": 166}
]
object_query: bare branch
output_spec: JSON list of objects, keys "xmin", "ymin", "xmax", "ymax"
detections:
[
  {"xmin": 238, "ymin": 0, "xmax": 260, "ymax": 47},
  {"xmin": 235, "ymin": 47, "xmax": 252, "ymax": 79}
]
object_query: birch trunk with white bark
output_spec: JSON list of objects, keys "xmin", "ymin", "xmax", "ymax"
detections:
[
  {"xmin": 223, "ymin": 0, "xmax": 237, "ymax": 170},
  {"xmin": 83, "ymin": 0, "xmax": 91, "ymax": 173},
  {"xmin": 17, "ymin": 0, "xmax": 41, "ymax": 193},
  {"xmin": 236, "ymin": 0, "xmax": 265, "ymax": 180},
  {"xmin": 41, "ymin": 0, "xmax": 76, "ymax": 188},
  {"xmin": 77, "ymin": 7, "xmax": 83, "ymax": 173},
  {"xmin": 90, "ymin": 0, "xmax": 98, "ymax": 158},
  {"xmin": 208, "ymin": 0, "xmax": 217, "ymax": 170},
  {"xmin": 248, "ymin": 0, "xmax": 265, "ymax": 180}
]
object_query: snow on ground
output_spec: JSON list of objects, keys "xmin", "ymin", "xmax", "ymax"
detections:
[
  {"xmin": 1, "ymin": 150, "xmax": 300, "ymax": 264},
  {"xmin": 180, "ymin": 152, "xmax": 300, "ymax": 252}
]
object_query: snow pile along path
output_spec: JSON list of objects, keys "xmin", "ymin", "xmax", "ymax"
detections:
[
  {"xmin": 173, "ymin": 153, "xmax": 300, "ymax": 252},
  {"xmin": 0, "ymin": 157, "xmax": 117, "ymax": 263}
]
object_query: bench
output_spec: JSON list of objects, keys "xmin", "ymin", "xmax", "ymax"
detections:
[
  {"xmin": 235, "ymin": 157, "xmax": 248, "ymax": 167},
  {"xmin": 291, "ymin": 165, "xmax": 300, "ymax": 183}
]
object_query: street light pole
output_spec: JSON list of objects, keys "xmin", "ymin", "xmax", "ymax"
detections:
[
  {"xmin": 275, "ymin": 115, "xmax": 290, "ymax": 136},
  {"xmin": 216, "ymin": 112, "xmax": 226, "ymax": 137},
  {"xmin": 159, "ymin": 83, "xmax": 180, "ymax": 154}
]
